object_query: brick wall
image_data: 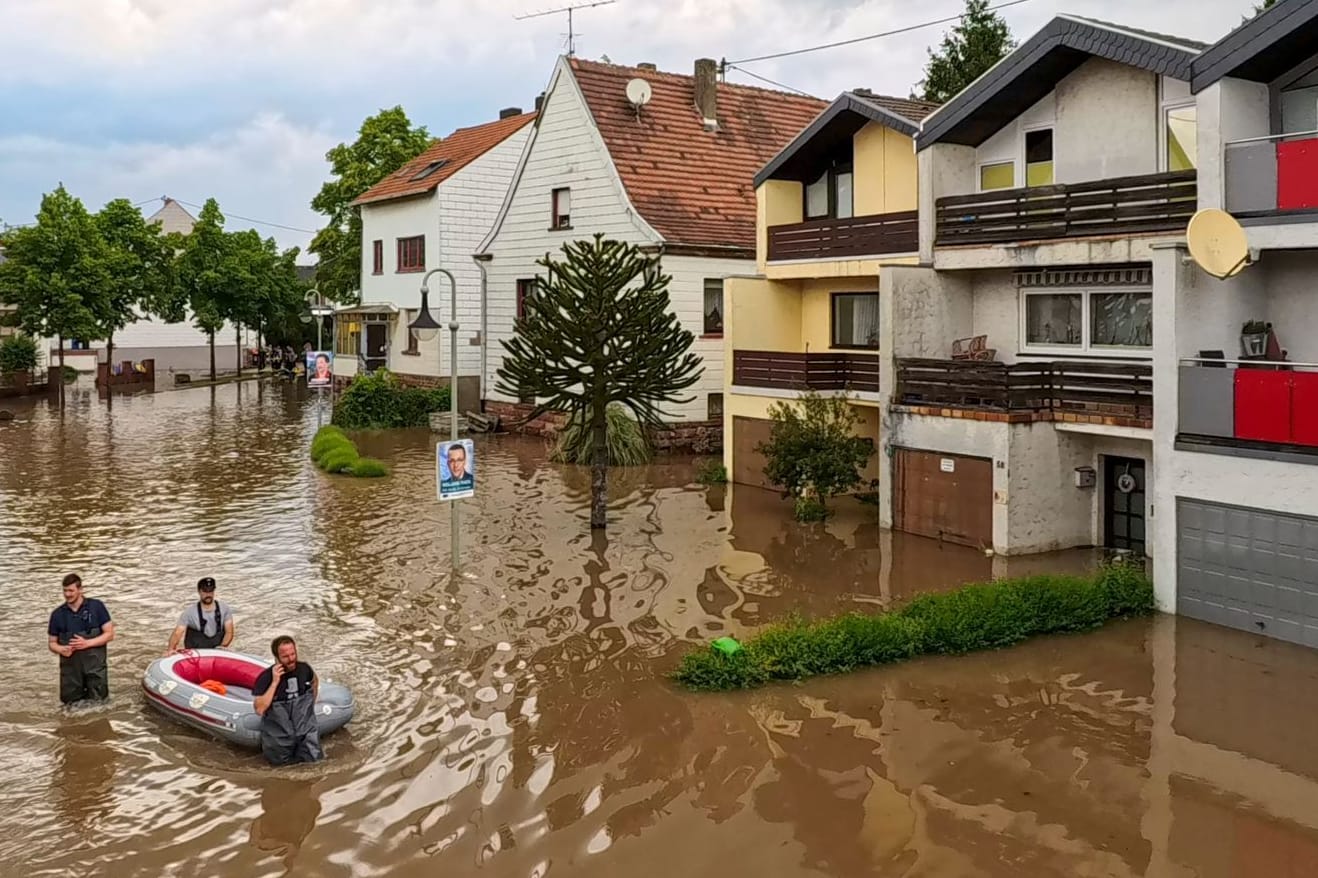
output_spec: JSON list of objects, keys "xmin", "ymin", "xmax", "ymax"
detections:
[
  {"xmin": 890, "ymin": 403, "xmax": 1150, "ymax": 430},
  {"xmin": 484, "ymin": 400, "xmax": 723, "ymax": 453}
]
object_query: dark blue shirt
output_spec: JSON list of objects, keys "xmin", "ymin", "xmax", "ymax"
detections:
[
  {"xmin": 48, "ymin": 598, "xmax": 112, "ymax": 644},
  {"xmin": 253, "ymin": 662, "xmax": 316, "ymax": 703}
]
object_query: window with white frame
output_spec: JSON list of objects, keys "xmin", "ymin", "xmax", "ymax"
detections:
[{"xmin": 1021, "ymin": 288, "xmax": 1152, "ymax": 354}]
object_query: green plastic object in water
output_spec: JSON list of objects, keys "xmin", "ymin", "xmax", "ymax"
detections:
[{"xmin": 711, "ymin": 637, "xmax": 742, "ymax": 656}]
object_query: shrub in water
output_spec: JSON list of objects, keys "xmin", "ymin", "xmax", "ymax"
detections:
[
  {"xmin": 319, "ymin": 446, "xmax": 360, "ymax": 474},
  {"xmin": 694, "ymin": 459, "xmax": 728, "ymax": 485},
  {"xmin": 312, "ymin": 435, "xmax": 355, "ymax": 467},
  {"xmin": 333, "ymin": 369, "xmax": 450, "ymax": 430},
  {"xmin": 0, "ymin": 334, "xmax": 39, "ymax": 375},
  {"xmin": 673, "ymin": 562, "xmax": 1155, "ymax": 691},
  {"xmin": 351, "ymin": 457, "xmax": 390, "ymax": 478},
  {"xmin": 793, "ymin": 496, "xmax": 828, "ymax": 522},
  {"xmin": 310, "ymin": 426, "xmax": 349, "ymax": 459},
  {"xmin": 551, "ymin": 403, "xmax": 651, "ymax": 466}
]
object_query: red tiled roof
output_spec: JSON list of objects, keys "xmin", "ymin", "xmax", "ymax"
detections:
[
  {"xmin": 570, "ymin": 58, "xmax": 829, "ymax": 251},
  {"xmin": 354, "ymin": 112, "xmax": 537, "ymax": 207}
]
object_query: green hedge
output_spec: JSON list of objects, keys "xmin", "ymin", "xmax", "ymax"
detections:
[
  {"xmin": 332, "ymin": 369, "xmax": 450, "ymax": 430},
  {"xmin": 310, "ymin": 425, "xmax": 391, "ymax": 479},
  {"xmin": 673, "ymin": 560, "xmax": 1153, "ymax": 691}
]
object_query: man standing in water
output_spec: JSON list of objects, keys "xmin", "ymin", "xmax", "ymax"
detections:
[
  {"xmin": 253, "ymin": 636, "xmax": 323, "ymax": 765},
  {"xmin": 47, "ymin": 573, "xmax": 115, "ymax": 704},
  {"xmin": 164, "ymin": 576, "xmax": 234, "ymax": 654}
]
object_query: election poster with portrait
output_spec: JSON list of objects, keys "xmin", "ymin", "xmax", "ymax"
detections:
[
  {"xmin": 437, "ymin": 439, "xmax": 475, "ymax": 500},
  {"xmin": 307, "ymin": 351, "xmax": 333, "ymax": 387}
]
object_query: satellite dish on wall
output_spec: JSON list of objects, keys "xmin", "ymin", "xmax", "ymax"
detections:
[
  {"xmin": 1186, "ymin": 209, "xmax": 1253, "ymax": 279},
  {"xmin": 625, "ymin": 78, "xmax": 653, "ymax": 109}
]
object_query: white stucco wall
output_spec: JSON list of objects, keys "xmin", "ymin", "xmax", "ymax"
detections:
[
  {"xmin": 1006, "ymin": 420, "xmax": 1093, "ymax": 553},
  {"xmin": 1195, "ymin": 77, "xmax": 1271, "ymax": 212},
  {"xmin": 1054, "ymin": 59, "xmax": 1161, "ymax": 183},
  {"xmin": 917, "ymin": 145, "xmax": 975, "ymax": 262}
]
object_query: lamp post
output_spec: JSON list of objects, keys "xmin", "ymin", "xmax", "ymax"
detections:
[
  {"xmin": 412, "ymin": 268, "xmax": 461, "ymax": 568},
  {"xmin": 305, "ymin": 288, "xmax": 335, "ymax": 428}
]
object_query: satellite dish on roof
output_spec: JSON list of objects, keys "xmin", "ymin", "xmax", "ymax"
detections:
[
  {"xmin": 625, "ymin": 77, "xmax": 653, "ymax": 108},
  {"xmin": 1186, "ymin": 209, "xmax": 1253, "ymax": 279}
]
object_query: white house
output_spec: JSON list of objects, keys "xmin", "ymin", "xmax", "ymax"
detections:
[
  {"xmin": 1151, "ymin": 0, "xmax": 1318, "ymax": 646},
  {"xmin": 340, "ymin": 109, "xmax": 536, "ymax": 405},
  {"xmin": 476, "ymin": 56, "xmax": 827, "ymax": 426},
  {"xmin": 875, "ymin": 16, "xmax": 1206, "ymax": 556}
]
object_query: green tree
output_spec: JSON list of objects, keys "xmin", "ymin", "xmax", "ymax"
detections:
[
  {"xmin": 756, "ymin": 392, "xmax": 875, "ymax": 522},
  {"xmin": 309, "ymin": 107, "xmax": 432, "ymax": 302},
  {"xmin": 0, "ymin": 334, "xmax": 39, "ymax": 375},
  {"xmin": 94, "ymin": 198, "xmax": 174, "ymax": 368},
  {"xmin": 496, "ymin": 236, "xmax": 703, "ymax": 530},
  {"xmin": 1252, "ymin": 0, "xmax": 1276, "ymax": 14},
  {"xmin": 0, "ymin": 185, "xmax": 109, "ymax": 402},
  {"xmin": 225, "ymin": 229, "xmax": 303, "ymax": 375},
  {"xmin": 918, "ymin": 0, "xmax": 1015, "ymax": 104},
  {"xmin": 173, "ymin": 198, "xmax": 233, "ymax": 381}
]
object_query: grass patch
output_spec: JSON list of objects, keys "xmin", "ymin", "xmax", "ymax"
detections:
[
  {"xmin": 673, "ymin": 559, "xmax": 1153, "ymax": 691},
  {"xmin": 310, "ymin": 425, "xmax": 390, "ymax": 478}
]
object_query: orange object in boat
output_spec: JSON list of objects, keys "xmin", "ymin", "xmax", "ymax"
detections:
[{"xmin": 200, "ymin": 679, "xmax": 228, "ymax": 696}]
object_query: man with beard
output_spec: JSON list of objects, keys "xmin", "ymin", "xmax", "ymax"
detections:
[
  {"xmin": 253, "ymin": 636, "xmax": 323, "ymax": 765},
  {"xmin": 165, "ymin": 576, "xmax": 235, "ymax": 654},
  {"xmin": 47, "ymin": 573, "xmax": 115, "ymax": 704}
]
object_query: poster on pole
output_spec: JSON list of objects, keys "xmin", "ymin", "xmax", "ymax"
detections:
[
  {"xmin": 307, "ymin": 351, "xmax": 333, "ymax": 387},
  {"xmin": 437, "ymin": 439, "xmax": 475, "ymax": 501}
]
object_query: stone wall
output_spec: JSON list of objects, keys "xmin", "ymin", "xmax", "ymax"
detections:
[{"xmin": 483, "ymin": 401, "xmax": 722, "ymax": 454}]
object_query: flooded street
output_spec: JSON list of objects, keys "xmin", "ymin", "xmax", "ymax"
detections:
[{"xmin": 3, "ymin": 381, "xmax": 1318, "ymax": 877}]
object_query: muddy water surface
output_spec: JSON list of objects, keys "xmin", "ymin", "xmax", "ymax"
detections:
[{"xmin": 2, "ymin": 382, "xmax": 1318, "ymax": 877}]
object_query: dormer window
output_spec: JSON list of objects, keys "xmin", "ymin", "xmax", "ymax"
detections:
[{"xmin": 804, "ymin": 163, "xmax": 853, "ymax": 220}]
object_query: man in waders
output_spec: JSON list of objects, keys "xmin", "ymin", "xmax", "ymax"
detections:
[
  {"xmin": 253, "ymin": 636, "xmax": 323, "ymax": 766},
  {"xmin": 47, "ymin": 573, "xmax": 115, "ymax": 704},
  {"xmin": 165, "ymin": 576, "xmax": 234, "ymax": 654}
]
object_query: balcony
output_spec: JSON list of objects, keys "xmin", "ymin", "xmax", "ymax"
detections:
[
  {"xmin": 935, "ymin": 171, "xmax": 1197, "ymax": 248},
  {"xmin": 1179, "ymin": 358, "xmax": 1318, "ymax": 459},
  {"xmin": 894, "ymin": 358, "xmax": 1153, "ymax": 426},
  {"xmin": 1225, "ymin": 132, "xmax": 1318, "ymax": 219},
  {"xmin": 767, "ymin": 210, "xmax": 918, "ymax": 262},
  {"xmin": 732, "ymin": 350, "xmax": 879, "ymax": 395}
]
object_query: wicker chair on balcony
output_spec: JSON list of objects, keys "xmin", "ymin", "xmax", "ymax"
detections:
[{"xmin": 950, "ymin": 335, "xmax": 997, "ymax": 361}]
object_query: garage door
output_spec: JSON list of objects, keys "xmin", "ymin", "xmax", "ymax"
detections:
[
  {"xmin": 731, "ymin": 417, "xmax": 775, "ymax": 490},
  {"xmin": 1178, "ymin": 498, "xmax": 1318, "ymax": 647},
  {"xmin": 893, "ymin": 449, "xmax": 993, "ymax": 548}
]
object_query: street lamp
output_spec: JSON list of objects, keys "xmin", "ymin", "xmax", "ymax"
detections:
[{"xmin": 413, "ymin": 268, "xmax": 462, "ymax": 568}]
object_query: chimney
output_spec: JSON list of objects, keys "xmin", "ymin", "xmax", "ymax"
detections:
[
  {"xmin": 694, "ymin": 58, "xmax": 718, "ymax": 131},
  {"xmin": 637, "ymin": 62, "xmax": 657, "ymax": 71},
  {"xmin": 535, "ymin": 92, "xmax": 546, "ymax": 112},
  {"xmin": 499, "ymin": 107, "xmax": 523, "ymax": 119}
]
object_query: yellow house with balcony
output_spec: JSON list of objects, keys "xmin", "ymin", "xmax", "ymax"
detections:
[{"xmin": 722, "ymin": 90, "xmax": 937, "ymax": 490}]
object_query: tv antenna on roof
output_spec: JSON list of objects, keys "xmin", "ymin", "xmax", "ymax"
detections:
[{"xmin": 515, "ymin": 0, "xmax": 616, "ymax": 56}]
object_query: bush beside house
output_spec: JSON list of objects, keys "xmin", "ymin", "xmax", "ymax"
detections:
[{"xmin": 333, "ymin": 369, "xmax": 450, "ymax": 430}]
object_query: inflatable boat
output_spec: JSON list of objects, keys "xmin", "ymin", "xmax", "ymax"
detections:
[{"xmin": 141, "ymin": 650, "xmax": 355, "ymax": 748}]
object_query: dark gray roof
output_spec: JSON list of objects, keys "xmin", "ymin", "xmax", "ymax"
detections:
[
  {"xmin": 1192, "ymin": 0, "xmax": 1318, "ymax": 92},
  {"xmin": 917, "ymin": 14, "xmax": 1203, "ymax": 149},
  {"xmin": 755, "ymin": 91, "xmax": 936, "ymax": 187}
]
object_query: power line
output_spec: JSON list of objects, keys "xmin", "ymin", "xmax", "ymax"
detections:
[
  {"xmin": 173, "ymin": 198, "xmax": 317, "ymax": 235},
  {"xmin": 723, "ymin": 64, "xmax": 812, "ymax": 96},
  {"xmin": 515, "ymin": 0, "xmax": 616, "ymax": 56},
  {"xmin": 725, "ymin": 0, "xmax": 1035, "ymax": 65}
]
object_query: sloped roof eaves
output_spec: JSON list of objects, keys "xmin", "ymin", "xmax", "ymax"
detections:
[
  {"xmin": 917, "ymin": 16, "xmax": 1201, "ymax": 149},
  {"xmin": 1191, "ymin": 0, "xmax": 1318, "ymax": 91},
  {"xmin": 353, "ymin": 113, "xmax": 536, "ymax": 207},
  {"xmin": 753, "ymin": 92, "xmax": 928, "ymax": 188}
]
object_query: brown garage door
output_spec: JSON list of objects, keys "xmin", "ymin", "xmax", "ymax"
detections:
[
  {"xmin": 893, "ymin": 449, "xmax": 993, "ymax": 548},
  {"xmin": 732, "ymin": 416, "xmax": 775, "ymax": 490}
]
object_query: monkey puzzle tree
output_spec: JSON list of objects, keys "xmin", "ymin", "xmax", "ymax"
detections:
[{"xmin": 496, "ymin": 235, "xmax": 703, "ymax": 530}]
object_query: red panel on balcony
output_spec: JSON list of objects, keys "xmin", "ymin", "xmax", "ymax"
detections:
[
  {"xmin": 1234, "ymin": 369, "xmax": 1291, "ymax": 443},
  {"xmin": 1290, "ymin": 371, "xmax": 1318, "ymax": 447},
  {"xmin": 1277, "ymin": 139, "xmax": 1318, "ymax": 211}
]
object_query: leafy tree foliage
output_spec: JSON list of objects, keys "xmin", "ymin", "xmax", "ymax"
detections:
[
  {"xmin": 0, "ymin": 334, "xmax": 39, "ymax": 375},
  {"xmin": 918, "ymin": 0, "xmax": 1015, "ymax": 104},
  {"xmin": 94, "ymin": 198, "xmax": 174, "ymax": 365},
  {"xmin": 496, "ymin": 236, "xmax": 702, "ymax": 529},
  {"xmin": 309, "ymin": 107, "xmax": 432, "ymax": 302},
  {"xmin": 756, "ymin": 392, "xmax": 875, "ymax": 522}
]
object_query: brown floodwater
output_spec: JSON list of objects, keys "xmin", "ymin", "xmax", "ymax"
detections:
[{"xmin": 3, "ymin": 381, "xmax": 1318, "ymax": 878}]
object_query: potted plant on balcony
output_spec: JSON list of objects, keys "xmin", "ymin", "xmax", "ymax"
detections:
[{"xmin": 1241, "ymin": 320, "xmax": 1269, "ymax": 358}]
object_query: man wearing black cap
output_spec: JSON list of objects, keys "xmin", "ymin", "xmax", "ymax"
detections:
[{"xmin": 165, "ymin": 577, "xmax": 235, "ymax": 654}]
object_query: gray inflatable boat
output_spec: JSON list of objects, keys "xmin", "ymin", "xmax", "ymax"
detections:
[{"xmin": 141, "ymin": 649, "xmax": 355, "ymax": 748}]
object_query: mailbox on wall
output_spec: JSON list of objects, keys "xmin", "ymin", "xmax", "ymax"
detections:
[{"xmin": 1074, "ymin": 466, "xmax": 1096, "ymax": 488}]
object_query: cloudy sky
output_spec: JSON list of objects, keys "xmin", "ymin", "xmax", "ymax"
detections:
[{"xmin": 0, "ymin": 0, "xmax": 1251, "ymax": 260}]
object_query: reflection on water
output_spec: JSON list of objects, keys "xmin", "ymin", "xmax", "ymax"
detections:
[{"xmin": 2, "ymin": 381, "xmax": 1318, "ymax": 876}]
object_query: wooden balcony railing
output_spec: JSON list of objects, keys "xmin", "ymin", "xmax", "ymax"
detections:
[
  {"xmin": 733, "ymin": 350, "xmax": 880, "ymax": 394},
  {"xmin": 935, "ymin": 170, "xmax": 1197, "ymax": 248},
  {"xmin": 895, "ymin": 358, "xmax": 1153, "ymax": 422},
  {"xmin": 768, "ymin": 210, "xmax": 918, "ymax": 261}
]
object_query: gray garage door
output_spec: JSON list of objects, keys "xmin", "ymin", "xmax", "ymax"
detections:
[{"xmin": 1178, "ymin": 498, "xmax": 1318, "ymax": 647}]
